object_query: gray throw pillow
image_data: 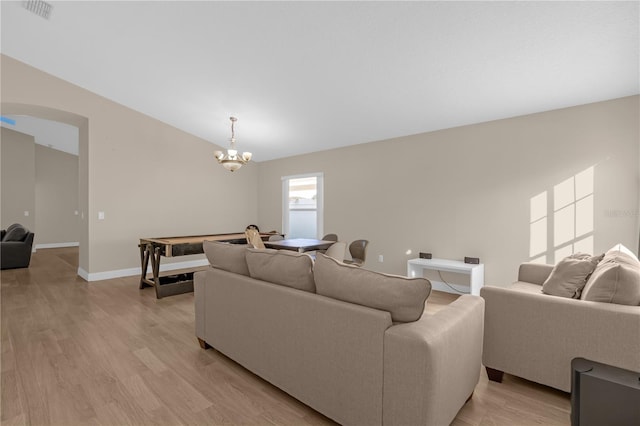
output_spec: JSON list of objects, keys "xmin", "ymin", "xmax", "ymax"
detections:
[
  {"xmin": 203, "ymin": 240, "xmax": 250, "ymax": 276},
  {"xmin": 2, "ymin": 225, "xmax": 29, "ymax": 242},
  {"xmin": 581, "ymin": 250, "xmax": 640, "ymax": 306},
  {"xmin": 6, "ymin": 223, "xmax": 22, "ymax": 233},
  {"xmin": 245, "ymin": 248, "xmax": 315, "ymax": 293},
  {"xmin": 541, "ymin": 253, "xmax": 603, "ymax": 299},
  {"xmin": 313, "ymin": 253, "xmax": 431, "ymax": 323}
]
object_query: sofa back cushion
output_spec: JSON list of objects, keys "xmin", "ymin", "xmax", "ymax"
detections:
[
  {"xmin": 245, "ymin": 248, "xmax": 316, "ymax": 293},
  {"xmin": 581, "ymin": 249, "xmax": 640, "ymax": 305},
  {"xmin": 541, "ymin": 253, "xmax": 603, "ymax": 299},
  {"xmin": 203, "ymin": 240, "xmax": 250, "ymax": 276},
  {"xmin": 2, "ymin": 224, "xmax": 29, "ymax": 242},
  {"xmin": 313, "ymin": 253, "xmax": 431, "ymax": 322}
]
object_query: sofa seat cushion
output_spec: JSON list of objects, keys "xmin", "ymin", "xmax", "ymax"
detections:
[
  {"xmin": 2, "ymin": 224, "xmax": 29, "ymax": 242},
  {"xmin": 314, "ymin": 253, "xmax": 431, "ymax": 322},
  {"xmin": 541, "ymin": 253, "xmax": 603, "ymax": 299},
  {"xmin": 509, "ymin": 281, "xmax": 545, "ymax": 294},
  {"xmin": 581, "ymin": 249, "xmax": 640, "ymax": 306},
  {"xmin": 203, "ymin": 240, "xmax": 250, "ymax": 276},
  {"xmin": 245, "ymin": 248, "xmax": 315, "ymax": 292}
]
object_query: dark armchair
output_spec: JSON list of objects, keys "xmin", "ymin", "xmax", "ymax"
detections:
[{"xmin": 1, "ymin": 224, "xmax": 35, "ymax": 269}]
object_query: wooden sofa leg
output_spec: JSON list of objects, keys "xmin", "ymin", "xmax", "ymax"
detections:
[
  {"xmin": 485, "ymin": 367, "xmax": 504, "ymax": 383},
  {"xmin": 197, "ymin": 338, "xmax": 211, "ymax": 349}
]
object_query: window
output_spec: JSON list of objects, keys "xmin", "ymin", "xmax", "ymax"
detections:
[{"xmin": 282, "ymin": 173, "xmax": 323, "ymax": 239}]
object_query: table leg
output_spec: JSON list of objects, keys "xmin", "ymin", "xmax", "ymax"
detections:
[
  {"xmin": 139, "ymin": 244, "xmax": 151, "ymax": 289},
  {"xmin": 470, "ymin": 265, "xmax": 484, "ymax": 296},
  {"xmin": 151, "ymin": 246, "xmax": 162, "ymax": 298}
]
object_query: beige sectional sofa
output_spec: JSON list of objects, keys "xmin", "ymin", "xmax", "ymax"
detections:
[
  {"xmin": 195, "ymin": 242, "xmax": 485, "ymax": 426},
  {"xmin": 481, "ymin": 245, "xmax": 640, "ymax": 392}
]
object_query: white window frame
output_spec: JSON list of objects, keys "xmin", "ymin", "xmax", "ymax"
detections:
[{"xmin": 282, "ymin": 172, "xmax": 324, "ymax": 239}]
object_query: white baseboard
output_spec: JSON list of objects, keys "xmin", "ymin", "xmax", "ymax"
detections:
[
  {"xmin": 77, "ymin": 267, "xmax": 89, "ymax": 281},
  {"xmin": 35, "ymin": 242, "xmax": 80, "ymax": 250},
  {"xmin": 77, "ymin": 259, "xmax": 210, "ymax": 282}
]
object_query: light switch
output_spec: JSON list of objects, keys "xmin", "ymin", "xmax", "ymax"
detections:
[
  {"xmin": 98, "ymin": 211, "xmax": 105, "ymax": 220},
  {"xmin": 24, "ymin": 210, "xmax": 29, "ymax": 217}
]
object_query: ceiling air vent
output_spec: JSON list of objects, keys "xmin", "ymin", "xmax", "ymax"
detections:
[{"xmin": 22, "ymin": 0, "xmax": 53, "ymax": 20}]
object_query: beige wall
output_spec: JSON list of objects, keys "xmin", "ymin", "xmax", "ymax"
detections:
[
  {"xmin": 3, "ymin": 53, "xmax": 637, "ymax": 285},
  {"xmin": 1, "ymin": 127, "xmax": 36, "ymax": 231},
  {"xmin": 1, "ymin": 127, "xmax": 80, "ymax": 246},
  {"xmin": 1, "ymin": 55, "xmax": 258, "ymax": 277},
  {"xmin": 35, "ymin": 145, "xmax": 80, "ymax": 246},
  {"xmin": 258, "ymin": 96, "xmax": 640, "ymax": 286}
]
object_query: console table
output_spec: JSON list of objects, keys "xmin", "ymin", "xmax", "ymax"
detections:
[
  {"xmin": 139, "ymin": 232, "xmax": 275, "ymax": 298},
  {"xmin": 407, "ymin": 258, "xmax": 485, "ymax": 296}
]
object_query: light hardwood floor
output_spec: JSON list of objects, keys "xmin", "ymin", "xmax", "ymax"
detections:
[{"xmin": 1, "ymin": 248, "xmax": 571, "ymax": 425}]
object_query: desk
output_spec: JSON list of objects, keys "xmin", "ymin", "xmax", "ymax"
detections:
[
  {"xmin": 139, "ymin": 232, "xmax": 274, "ymax": 298},
  {"xmin": 407, "ymin": 258, "xmax": 485, "ymax": 296},
  {"xmin": 264, "ymin": 238, "xmax": 334, "ymax": 253}
]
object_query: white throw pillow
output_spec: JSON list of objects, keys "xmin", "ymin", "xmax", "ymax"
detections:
[{"xmin": 607, "ymin": 243, "xmax": 639, "ymax": 262}]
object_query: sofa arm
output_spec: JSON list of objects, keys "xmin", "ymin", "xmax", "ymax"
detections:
[
  {"xmin": 383, "ymin": 295, "xmax": 485, "ymax": 426},
  {"xmin": 0, "ymin": 240, "xmax": 34, "ymax": 269},
  {"xmin": 518, "ymin": 262, "xmax": 553, "ymax": 285},
  {"xmin": 481, "ymin": 285, "xmax": 640, "ymax": 392}
]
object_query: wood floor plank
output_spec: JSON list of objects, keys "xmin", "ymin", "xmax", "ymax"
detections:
[
  {"xmin": 120, "ymin": 374, "xmax": 163, "ymax": 414},
  {"xmin": 1, "ymin": 247, "xmax": 571, "ymax": 425},
  {"xmin": 1, "ymin": 370, "xmax": 23, "ymax": 422}
]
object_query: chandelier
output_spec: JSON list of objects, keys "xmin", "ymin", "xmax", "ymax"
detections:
[{"xmin": 214, "ymin": 116, "xmax": 252, "ymax": 172}]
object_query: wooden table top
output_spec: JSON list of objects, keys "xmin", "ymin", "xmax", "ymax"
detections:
[
  {"xmin": 140, "ymin": 233, "xmax": 246, "ymax": 246},
  {"xmin": 140, "ymin": 232, "xmax": 279, "ymax": 246},
  {"xmin": 264, "ymin": 238, "xmax": 335, "ymax": 252}
]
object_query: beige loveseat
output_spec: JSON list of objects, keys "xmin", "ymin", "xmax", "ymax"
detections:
[
  {"xmin": 481, "ymin": 246, "xmax": 640, "ymax": 392},
  {"xmin": 195, "ymin": 242, "xmax": 485, "ymax": 426}
]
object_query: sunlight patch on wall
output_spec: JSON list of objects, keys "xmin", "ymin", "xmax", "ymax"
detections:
[
  {"xmin": 530, "ymin": 166, "xmax": 595, "ymax": 264},
  {"xmin": 554, "ymin": 204, "xmax": 575, "ymax": 246}
]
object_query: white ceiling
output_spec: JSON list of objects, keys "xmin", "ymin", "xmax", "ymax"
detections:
[{"xmin": 1, "ymin": 1, "xmax": 638, "ymax": 162}]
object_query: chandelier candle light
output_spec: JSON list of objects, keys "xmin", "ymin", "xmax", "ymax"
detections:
[{"xmin": 214, "ymin": 116, "xmax": 252, "ymax": 172}]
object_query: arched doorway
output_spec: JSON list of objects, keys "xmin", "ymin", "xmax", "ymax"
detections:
[{"xmin": 1, "ymin": 103, "xmax": 90, "ymax": 278}]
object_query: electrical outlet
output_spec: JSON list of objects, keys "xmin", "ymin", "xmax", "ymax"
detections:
[
  {"xmin": 24, "ymin": 210, "xmax": 29, "ymax": 216},
  {"xmin": 98, "ymin": 211, "xmax": 105, "ymax": 220},
  {"xmin": 378, "ymin": 255, "xmax": 384, "ymax": 262}
]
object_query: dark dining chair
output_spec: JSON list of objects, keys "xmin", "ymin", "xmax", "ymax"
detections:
[
  {"xmin": 344, "ymin": 239, "xmax": 369, "ymax": 267},
  {"xmin": 315, "ymin": 233, "xmax": 338, "ymax": 254}
]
